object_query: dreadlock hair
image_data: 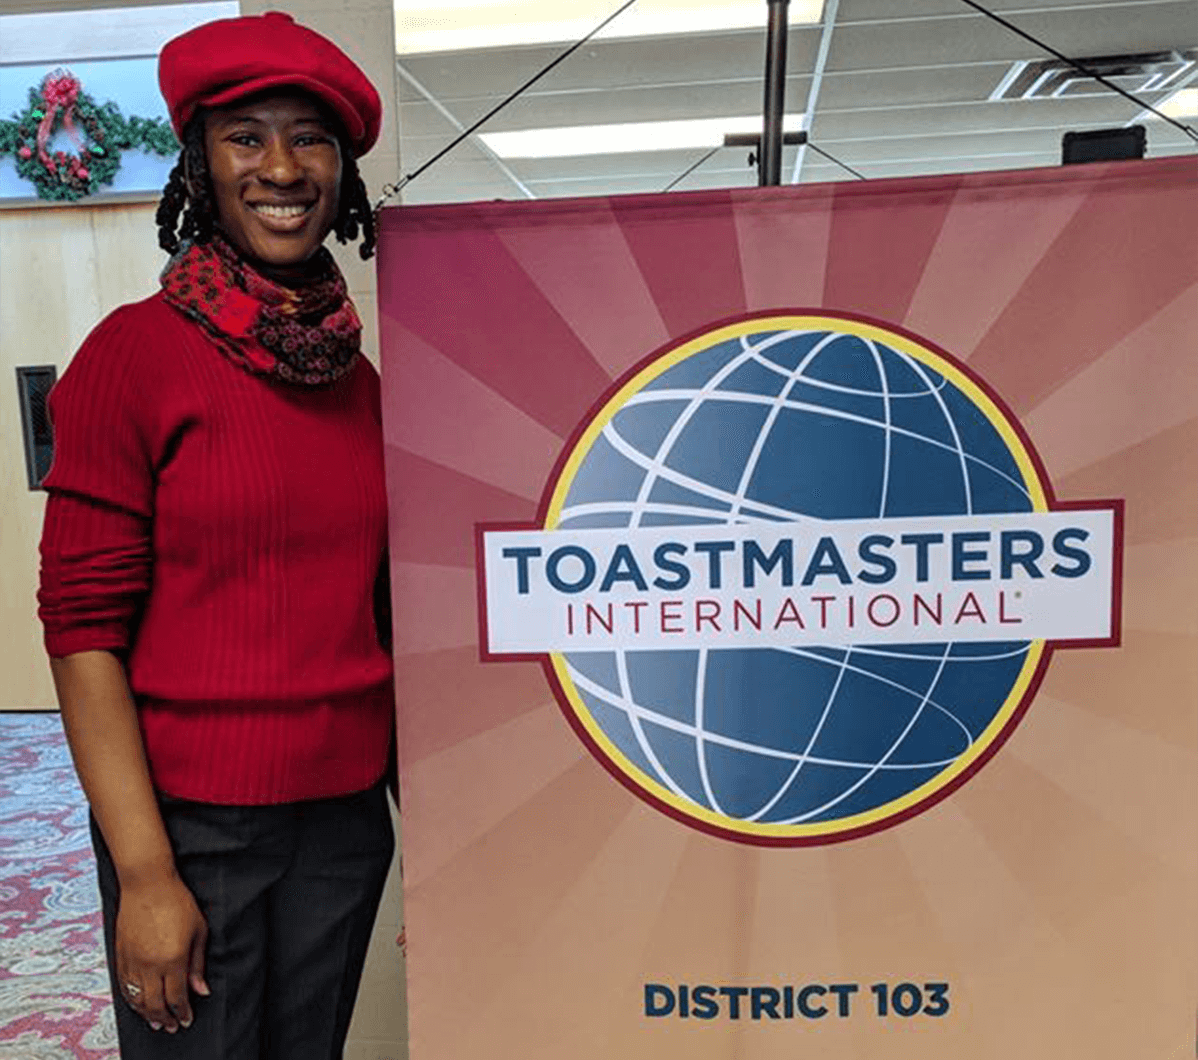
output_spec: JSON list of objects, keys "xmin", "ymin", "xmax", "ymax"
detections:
[
  {"xmin": 156, "ymin": 118, "xmax": 214, "ymax": 256},
  {"xmin": 331, "ymin": 152, "xmax": 376, "ymax": 261},
  {"xmin": 156, "ymin": 113, "xmax": 377, "ymax": 261}
]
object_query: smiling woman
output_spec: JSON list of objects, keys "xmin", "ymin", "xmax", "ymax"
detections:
[
  {"xmin": 37, "ymin": 12, "xmax": 397, "ymax": 1060},
  {"xmin": 203, "ymin": 93, "xmax": 344, "ymax": 278}
]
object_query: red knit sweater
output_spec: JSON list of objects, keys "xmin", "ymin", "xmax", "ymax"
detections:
[{"xmin": 38, "ymin": 292, "xmax": 393, "ymax": 804}]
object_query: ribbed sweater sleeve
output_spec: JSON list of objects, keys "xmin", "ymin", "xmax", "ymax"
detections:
[
  {"xmin": 36, "ymin": 294, "xmax": 394, "ymax": 803},
  {"xmin": 39, "ymin": 307, "xmax": 157, "ymax": 657}
]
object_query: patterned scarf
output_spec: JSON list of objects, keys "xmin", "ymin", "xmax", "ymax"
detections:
[{"xmin": 160, "ymin": 233, "xmax": 361, "ymax": 386}]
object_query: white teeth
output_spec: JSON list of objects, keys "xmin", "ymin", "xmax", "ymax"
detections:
[{"xmin": 252, "ymin": 203, "xmax": 309, "ymax": 218}]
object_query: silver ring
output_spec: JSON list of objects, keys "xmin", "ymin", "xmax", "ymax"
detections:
[{"xmin": 124, "ymin": 982, "xmax": 142, "ymax": 998}]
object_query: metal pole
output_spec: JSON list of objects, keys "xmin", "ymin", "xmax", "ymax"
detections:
[{"xmin": 760, "ymin": 0, "xmax": 790, "ymax": 185}]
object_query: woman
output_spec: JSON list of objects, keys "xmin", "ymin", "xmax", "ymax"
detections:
[{"xmin": 38, "ymin": 13, "xmax": 395, "ymax": 1058}]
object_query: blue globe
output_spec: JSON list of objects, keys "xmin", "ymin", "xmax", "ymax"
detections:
[{"xmin": 550, "ymin": 320, "xmax": 1041, "ymax": 836}]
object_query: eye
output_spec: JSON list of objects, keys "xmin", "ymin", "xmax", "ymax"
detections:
[
  {"xmin": 228, "ymin": 132, "xmax": 261, "ymax": 148},
  {"xmin": 295, "ymin": 132, "xmax": 334, "ymax": 148}
]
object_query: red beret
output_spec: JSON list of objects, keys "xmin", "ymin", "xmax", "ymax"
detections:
[{"xmin": 159, "ymin": 11, "xmax": 381, "ymax": 157}]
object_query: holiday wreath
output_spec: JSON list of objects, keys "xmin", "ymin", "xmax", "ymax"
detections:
[{"xmin": 0, "ymin": 70, "xmax": 179, "ymax": 202}]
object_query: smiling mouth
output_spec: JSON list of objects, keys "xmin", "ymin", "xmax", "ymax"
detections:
[{"xmin": 250, "ymin": 202, "xmax": 313, "ymax": 219}]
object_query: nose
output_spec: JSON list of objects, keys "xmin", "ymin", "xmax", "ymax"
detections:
[{"xmin": 259, "ymin": 134, "xmax": 302, "ymax": 186}]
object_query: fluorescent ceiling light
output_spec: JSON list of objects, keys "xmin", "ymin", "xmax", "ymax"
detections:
[
  {"xmin": 480, "ymin": 114, "xmax": 805, "ymax": 158},
  {"xmin": 395, "ymin": 0, "xmax": 826, "ymax": 54},
  {"xmin": 1154, "ymin": 87, "xmax": 1198, "ymax": 118}
]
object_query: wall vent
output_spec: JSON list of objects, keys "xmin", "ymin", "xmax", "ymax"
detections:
[
  {"xmin": 991, "ymin": 50, "xmax": 1197, "ymax": 102},
  {"xmin": 16, "ymin": 365, "xmax": 57, "ymax": 490}
]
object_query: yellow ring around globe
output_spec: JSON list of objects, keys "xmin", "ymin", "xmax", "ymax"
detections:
[{"xmin": 543, "ymin": 313, "xmax": 1051, "ymax": 843}]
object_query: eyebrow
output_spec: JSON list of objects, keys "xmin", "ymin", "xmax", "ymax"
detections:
[{"xmin": 217, "ymin": 113, "xmax": 335, "ymax": 131}]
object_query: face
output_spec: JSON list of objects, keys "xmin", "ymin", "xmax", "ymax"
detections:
[{"xmin": 203, "ymin": 92, "xmax": 342, "ymax": 278}]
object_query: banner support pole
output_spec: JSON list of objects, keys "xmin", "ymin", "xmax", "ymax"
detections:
[{"xmin": 760, "ymin": 0, "xmax": 790, "ymax": 185}]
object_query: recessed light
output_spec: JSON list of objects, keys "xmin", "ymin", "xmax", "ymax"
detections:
[
  {"xmin": 480, "ymin": 114, "xmax": 804, "ymax": 158},
  {"xmin": 1155, "ymin": 87, "xmax": 1198, "ymax": 118}
]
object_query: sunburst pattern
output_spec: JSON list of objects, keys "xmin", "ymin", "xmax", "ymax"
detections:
[{"xmin": 378, "ymin": 157, "xmax": 1198, "ymax": 1060}]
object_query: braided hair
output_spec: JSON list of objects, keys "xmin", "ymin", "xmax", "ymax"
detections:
[{"xmin": 156, "ymin": 111, "xmax": 377, "ymax": 261}]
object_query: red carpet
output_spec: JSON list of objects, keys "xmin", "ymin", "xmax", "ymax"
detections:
[{"xmin": 0, "ymin": 714, "xmax": 115, "ymax": 1058}]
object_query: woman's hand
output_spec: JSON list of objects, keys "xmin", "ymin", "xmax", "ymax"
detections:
[
  {"xmin": 49, "ymin": 651, "xmax": 208, "ymax": 1032},
  {"xmin": 116, "ymin": 871, "xmax": 210, "ymax": 1032}
]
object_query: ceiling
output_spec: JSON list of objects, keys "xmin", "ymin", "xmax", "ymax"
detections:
[{"xmin": 392, "ymin": 0, "xmax": 1198, "ymax": 205}]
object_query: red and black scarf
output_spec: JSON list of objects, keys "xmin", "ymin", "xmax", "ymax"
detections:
[{"xmin": 160, "ymin": 234, "xmax": 361, "ymax": 386}]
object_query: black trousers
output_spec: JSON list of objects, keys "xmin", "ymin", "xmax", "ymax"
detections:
[{"xmin": 91, "ymin": 783, "xmax": 395, "ymax": 1060}]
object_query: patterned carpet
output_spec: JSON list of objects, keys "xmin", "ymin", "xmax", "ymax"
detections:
[{"xmin": 0, "ymin": 714, "xmax": 116, "ymax": 1059}]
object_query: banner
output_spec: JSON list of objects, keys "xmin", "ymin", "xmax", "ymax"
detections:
[{"xmin": 378, "ymin": 157, "xmax": 1197, "ymax": 1059}]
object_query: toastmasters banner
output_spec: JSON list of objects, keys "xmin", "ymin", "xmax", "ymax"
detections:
[{"xmin": 377, "ymin": 157, "xmax": 1197, "ymax": 1060}]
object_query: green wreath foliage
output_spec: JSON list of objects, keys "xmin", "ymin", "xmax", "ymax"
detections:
[{"xmin": 0, "ymin": 71, "xmax": 179, "ymax": 202}]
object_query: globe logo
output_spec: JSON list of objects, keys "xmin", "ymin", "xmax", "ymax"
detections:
[{"xmin": 541, "ymin": 313, "xmax": 1052, "ymax": 844}]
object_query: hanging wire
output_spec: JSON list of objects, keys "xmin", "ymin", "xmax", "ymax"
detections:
[
  {"xmin": 396, "ymin": 60, "xmax": 537, "ymax": 199},
  {"xmin": 804, "ymin": 139, "xmax": 867, "ymax": 180},
  {"xmin": 374, "ymin": 0, "xmax": 641, "ymax": 218},
  {"xmin": 662, "ymin": 146, "xmax": 722, "ymax": 191},
  {"xmin": 957, "ymin": 0, "xmax": 1198, "ymax": 144}
]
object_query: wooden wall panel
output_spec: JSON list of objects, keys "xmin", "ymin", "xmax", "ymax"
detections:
[{"xmin": 0, "ymin": 202, "xmax": 160, "ymax": 709}]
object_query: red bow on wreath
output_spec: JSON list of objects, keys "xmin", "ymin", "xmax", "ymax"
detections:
[{"xmin": 37, "ymin": 71, "xmax": 84, "ymax": 172}]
